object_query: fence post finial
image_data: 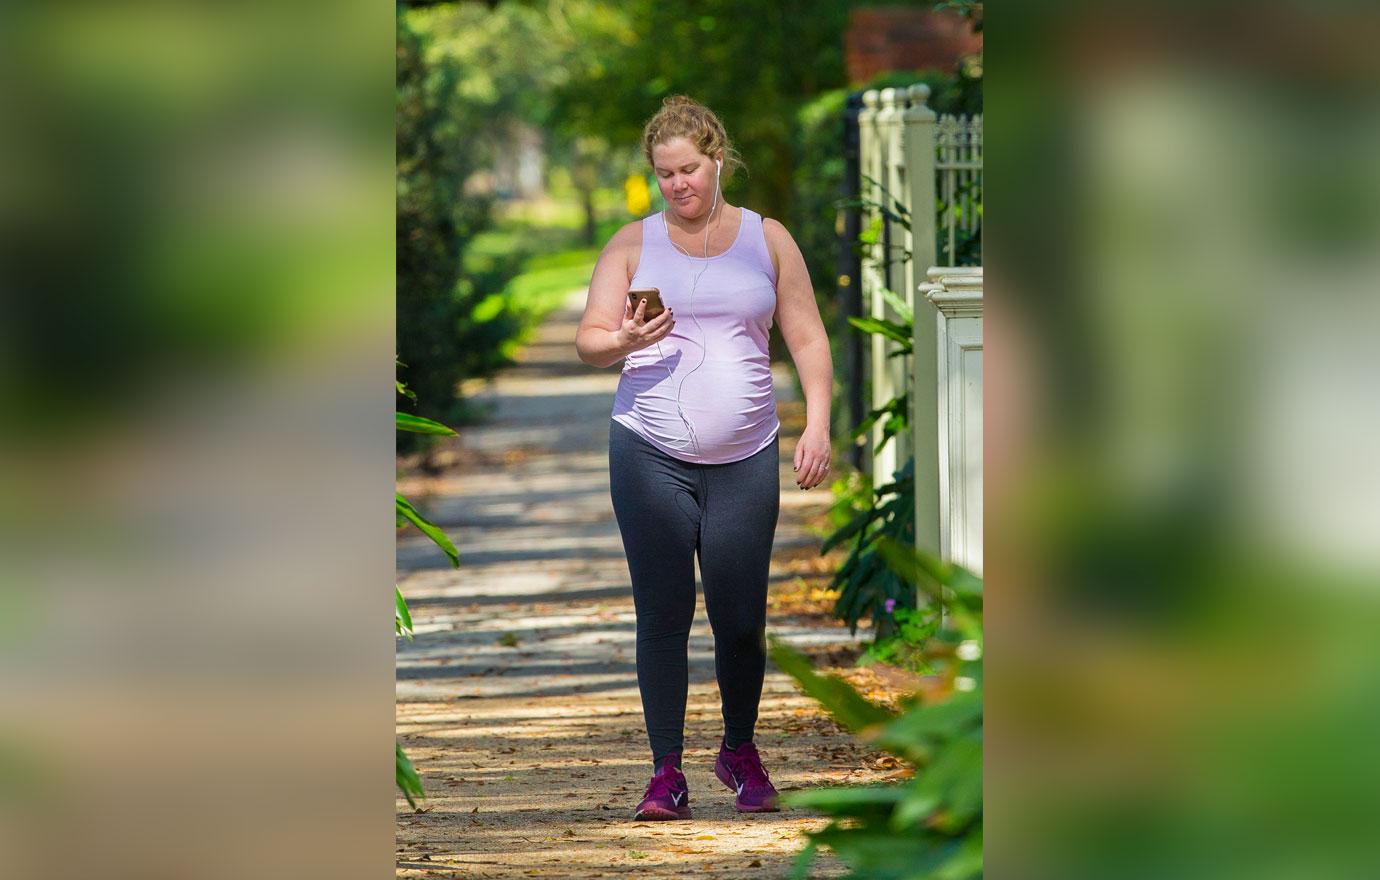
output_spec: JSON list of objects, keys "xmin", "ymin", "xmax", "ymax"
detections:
[{"xmin": 907, "ymin": 83, "xmax": 932, "ymax": 110}]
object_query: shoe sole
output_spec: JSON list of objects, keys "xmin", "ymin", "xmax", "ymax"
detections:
[
  {"xmin": 632, "ymin": 804, "xmax": 693, "ymax": 821},
  {"xmin": 714, "ymin": 760, "xmax": 780, "ymax": 813}
]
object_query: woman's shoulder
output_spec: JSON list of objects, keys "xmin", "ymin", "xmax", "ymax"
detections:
[
  {"xmin": 601, "ymin": 218, "xmax": 647, "ymax": 281},
  {"xmin": 605, "ymin": 218, "xmax": 646, "ymax": 251},
  {"xmin": 758, "ymin": 214, "xmax": 792, "ymax": 241},
  {"xmin": 756, "ymin": 214, "xmax": 798, "ymax": 281}
]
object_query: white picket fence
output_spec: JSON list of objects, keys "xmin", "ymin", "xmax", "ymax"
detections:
[{"xmin": 855, "ymin": 85, "xmax": 982, "ymax": 569}]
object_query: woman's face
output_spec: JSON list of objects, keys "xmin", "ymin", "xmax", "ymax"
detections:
[{"xmin": 651, "ymin": 138, "xmax": 719, "ymax": 222}]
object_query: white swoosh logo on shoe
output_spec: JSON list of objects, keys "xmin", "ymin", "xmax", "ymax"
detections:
[
  {"xmin": 736, "ymin": 782, "xmax": 745, "ymax": 797},
  {"xmin": 671, "ymin": 792, "xmax": 685, "ymax": 806}
]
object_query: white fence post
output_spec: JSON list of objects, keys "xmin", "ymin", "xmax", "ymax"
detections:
[
  {"xmin": 877, "ymin": 88, "xmax": 913, "ymax": 475},
  {"xmin": 919, "ymin": 268, "xmax": 983, "ymax": 573},
  {"xmin": 860, "ymin": 89, "xmax": 911, "ymax": 489},
  {"xmin": 902, "ymin": 85, "xmax": 942, "ymax": 560},
  {"xmin": 902, "ymin": 84, "xmax": 939, "ymax": 295}
]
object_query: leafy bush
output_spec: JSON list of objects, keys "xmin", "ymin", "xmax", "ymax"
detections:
[
  {"xmin": 394, "ymin": 376, "xmax": 460, "ymax": 810},
  {"xmin": 858, "ymin": 604, "xmax": 940, "ymax": 674},
  {"xmin": 823, "ymin": 457, "xmax": 915, "ymax": 639},
  {"xmin": 396, "ymin": 8, "xmax": 526, "ymax": 446},
  {"xmin": 769, "ymin": 538, "xmax": 983, "ymax": 880}
]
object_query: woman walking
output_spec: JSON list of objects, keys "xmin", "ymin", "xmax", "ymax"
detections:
[{"xmin": 575, "ymin": 96, "xmax": 833, "ymax": 820}]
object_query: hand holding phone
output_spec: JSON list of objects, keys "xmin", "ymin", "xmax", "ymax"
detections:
[
  {"xmin": 627, "ymin": 287, "xmax": 665, "ymax": 320},
  {"xmin": 620, "ymin": 287, "xmax": 675, "ymax": 353}
]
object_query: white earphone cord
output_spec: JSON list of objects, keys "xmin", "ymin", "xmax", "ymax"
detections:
[{"xmin": 654, "ymin": 158, "xmax": 720, "ymax": 457}]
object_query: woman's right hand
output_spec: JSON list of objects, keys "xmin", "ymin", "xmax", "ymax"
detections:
[{"xmin": 617, "ymin": 297, "xmax": 675, "ymax": 353}]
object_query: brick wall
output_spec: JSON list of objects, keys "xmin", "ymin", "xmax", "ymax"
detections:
[{"xmin": 845, "ymin": 7, "xmax": 983, "ymax": 84}]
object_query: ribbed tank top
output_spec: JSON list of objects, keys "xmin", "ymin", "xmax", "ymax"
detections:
[{"xmin": 611, "ymin": 206, "xmax": 780, "ymax": 464}]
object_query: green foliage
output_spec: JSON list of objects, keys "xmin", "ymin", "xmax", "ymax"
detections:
[
  {"xmin": 395, "ymin": 586, "xmax": 414, "ymax": 640},
  {"xmin": 849, "ymin": 314, "xmax": 913, "ymax": 350},
  {"xmin": 791, "ymin": 84, "xmax": 852, "ymax": 299},
  {"xmin": 825, "ymin": 293, "xmax": 918, "ymax": 642},
  {"xmin": 396, "ymin": 8, "xmax": 526, "ymax": 441},
  {"xmin": 396, "ymin": 3, "xmax": 613, "ymax": 449},
  {"xmin": 396, "ymin": 412, "xmax": 458, "ymax": 436},
  {"xmin": 824, "ymin": 458, "xmax": 916, "ymax": 639},
  {"xmin": 396, "ymin": 492, "xmax": 459, "ymax": 569},
  {"xmin": 551, "ymin": 0, "xmax": 853, "ymax": 221},
  {"xmin": 859, "ymin": 535, "xmax": 983, "ymax": 676},
  {"xmin": 770, "ymin": 551, "xmax": 983, "ymax": 880},
  {"xmin": 394, "ymin": 375, "xmax": 463, "ymax": 810},
  {"xmin": 767, "ymin": 635, "xmax": 897, "ymax": 735},
  {"xmin": 844, "ymin": 285, "xmax": 915, "ymax": 458},
  {"xmin": 396, "ymin": 378, "xmax": 417, "ymax": 405},
  {"xmin": 859, "ymin": 605, "xmax": 940, "ymax": 674},
  {"xmin": 823, "ymin": 467, "xmax": 874, "ymax": 532},
  {"xmin": 874, "ymin": 537, "xmax": 982, "ymax": 645},
  {"xmin": 396, "ymin": 742, "xmax": 425, "ymax": 811}
]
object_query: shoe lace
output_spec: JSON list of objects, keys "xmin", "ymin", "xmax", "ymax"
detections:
[
  {"xmin": 730, "ymin": 743, "xmax": 772, "ymax": 790},
  {"xmin": 643, "ymin": 765, "xmax": 686, "ymax": 801}
]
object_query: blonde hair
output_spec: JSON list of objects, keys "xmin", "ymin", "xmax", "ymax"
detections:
[{"xmin": 641, "ymin": 95, "xmax": 744, "ymax": 178}]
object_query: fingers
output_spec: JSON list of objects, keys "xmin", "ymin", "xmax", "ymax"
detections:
[
  {"xmin": 647, "ymin": 306, "xmax": 674, "ymax": 339},
  {"xmin": 805, "ymin": 463, "xmax": 828, "ymax": 491},
  {"xmin": 624, "ymin": 302, "xmax": 675, "ymax": 348},
  {"xmin": 795, "ymin": 454, "xmax": 831, "ymax": 490},
  {"xmin": 630, "ymin": 299, "xmax": 674, "ymax": 327}
]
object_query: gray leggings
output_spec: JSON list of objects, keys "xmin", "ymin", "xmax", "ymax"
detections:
[{"xmin": 608, "ymin": 419, "xmax": 780, "ymax": 766}]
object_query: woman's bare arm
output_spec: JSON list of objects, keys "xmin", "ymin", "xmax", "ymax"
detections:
[
  {"xmin": 766, "ymin": 217, "xmax": 834, "ymax": 489},
  {"xmin": 575, "ymin": 223, "xmax": 674, "ymax": 368}
]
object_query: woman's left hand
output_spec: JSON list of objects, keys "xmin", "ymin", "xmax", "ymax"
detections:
[{"xmin": 793, "ymin": 424, "xmax": 832, "ymax": 490}]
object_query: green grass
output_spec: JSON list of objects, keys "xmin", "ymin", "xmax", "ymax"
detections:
[
  {"xmin": 465, "ymin": 191, "xmax": 634, "ymax": 360},
  {"xmin": 496, "ymin": 245, "xmax": 598, "ymax": 359},
  {"xmin": 507, "ymin": 257, "xmax": 596, "ymax": 314}
]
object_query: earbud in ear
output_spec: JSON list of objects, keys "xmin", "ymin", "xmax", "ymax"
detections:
[{"xmin": 715, "ymin": 158, "xmax": 722, "ymax": 175}]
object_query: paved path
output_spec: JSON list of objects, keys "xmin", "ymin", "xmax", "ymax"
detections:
[{"xmin": 396, "ymin": 289, "xmax": 876, "ymax": 879}]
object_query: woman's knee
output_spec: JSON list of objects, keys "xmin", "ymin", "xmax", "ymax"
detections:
[{"xmin": 711, "ymin": 620, "xmax": 766, "ymax": 656}]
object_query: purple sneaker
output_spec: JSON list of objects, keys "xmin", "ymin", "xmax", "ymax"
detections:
[
  {"xmin": 714, "ymin": 740, "xmax": 780, "ymax": 812},
  {"xmin": 633, "ymin": 757, "xmax": 692, "ymax": 820}
]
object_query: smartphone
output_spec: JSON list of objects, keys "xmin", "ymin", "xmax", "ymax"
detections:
[{"xmin": 627, "ymin": 287, "xmax": 665, "ymax": 321}]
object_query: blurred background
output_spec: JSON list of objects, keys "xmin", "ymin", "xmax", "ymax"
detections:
[
  {"xmin": 2, "ymin": 1, "xmax": 395, "ymax": 877},
  {"xmin": 986, "ymin": 2, "xmax": 1380, "ymax": 877}
]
